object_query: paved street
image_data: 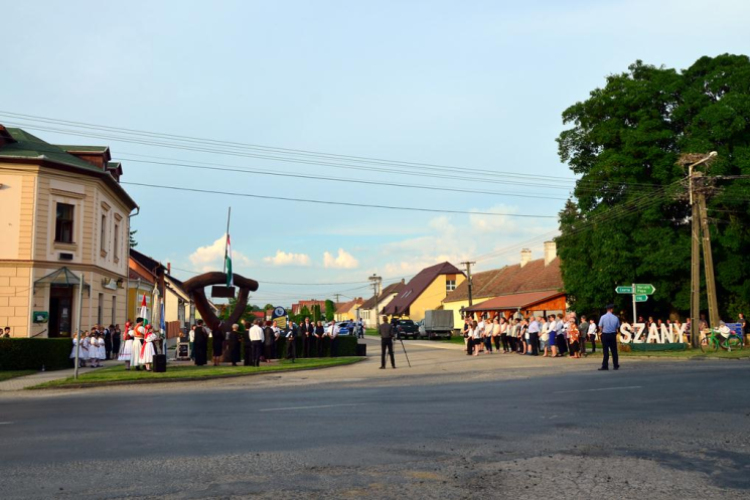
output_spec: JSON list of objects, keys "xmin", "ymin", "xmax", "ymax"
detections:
[{"xmin": 1, "ymin": 338, "xmax": 749, "ymax": 499}]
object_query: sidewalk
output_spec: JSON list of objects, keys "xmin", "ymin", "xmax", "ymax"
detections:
[{"xmin": 0, "ymin": 359, "xmax": 122, "ymax": 391}]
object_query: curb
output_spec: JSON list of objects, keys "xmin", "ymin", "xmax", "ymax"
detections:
[{"xmin": 27, "ymin": 357, "xmax": 366, "ymax": 391}]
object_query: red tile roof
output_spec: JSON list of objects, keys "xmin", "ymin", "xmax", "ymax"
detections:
[
  {"xmin": 444, "ymin": 257, "xmax": 562, "ymax": 303},
  {"xmin": 360, "ymin": 280, "xmax": 406, "ymax": 310},
  {"xmin": 336, "ymin": 298, "xmax": 364, "ymax": 314},
  {"xmin": 383, "ymin": 262, "xmax": 464, "ymax": 316},
  {"xmin": 466, "ymin": 290, "xmax": 565, "ymax": 312}
]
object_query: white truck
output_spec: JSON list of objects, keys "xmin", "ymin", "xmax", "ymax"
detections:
[{"xmin": 420, "ymin": 310, "xmax": 454, "ymax": 340}]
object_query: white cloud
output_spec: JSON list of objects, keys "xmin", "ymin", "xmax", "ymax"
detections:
[
  {"xmin": 380, "ymin": 207, "xmax": 559, "ymax": 278},
  {"xmin": 323, "ymin": 248, "xmax": 359, "ymax": 269},
  {"xmin": 469, "ymin": 205, "xmax": 519, "ymax": 233},
  {"xmin": 189, "ymin": 234, "xmax": 252, "ymax": 272},
  {"xmin": 263, "ymin": 250, "xmax": 311, "ymax": 267}
]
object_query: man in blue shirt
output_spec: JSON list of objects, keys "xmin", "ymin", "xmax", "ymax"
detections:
[{"xmin": 598, "ymin": 304, "xmax": 621, "ymax": 370}]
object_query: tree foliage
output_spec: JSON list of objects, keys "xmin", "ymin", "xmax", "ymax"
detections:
[
  {"xmin": 324, "ymin": 300, "xmax": 336, "ymax": 321},
  {"xmin": 129, "ymin": 229, "xmax": 138, "ymax": 248},
  {"xmin": 557, "ymin": 54, "xmax": 750, "ymax": 319}
]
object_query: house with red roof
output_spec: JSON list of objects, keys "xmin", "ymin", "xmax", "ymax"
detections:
[{"xmin": 383, "ymin": 262, "xmax": 465, "ymax": 322}]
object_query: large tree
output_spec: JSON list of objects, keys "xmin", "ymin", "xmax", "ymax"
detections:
[{"xmin": 557, "ymin": 54, "xmax": 750, "ymax": 319}]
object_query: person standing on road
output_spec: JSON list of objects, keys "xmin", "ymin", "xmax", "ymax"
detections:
[
  {"xmin": 379, "ymin": 315, "xmax": 396, "ymax": 369},
  {"xmin": 249, "ymin": 319, "xmax": 264, "ymax": 367},
  {"xmin": 598, "ymin": 304, "xmax": 621, "ymax": 371}
]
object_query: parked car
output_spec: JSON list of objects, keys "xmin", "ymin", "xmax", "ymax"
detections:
[
  {"xmin": 395, "ymin": 319, "xmax": 420, "ymax": 339},
  {"xmin": 327, "ymin": 321, "xmax": 353, "ymax": 335}
]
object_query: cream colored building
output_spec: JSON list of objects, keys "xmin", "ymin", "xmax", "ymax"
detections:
[{"xmin": 0, "ymin": 126, "xmax": 137, "ymax": 337}]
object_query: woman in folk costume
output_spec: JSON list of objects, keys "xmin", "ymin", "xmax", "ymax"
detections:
[
  {"xmin": 130, "ymin": 318, "xmax": 146, "ymax": 371},
  {"xmin": 69, "ymin": 333, "xmax": 81, "ymax": 367},
  {"xmin": 89, "ymin": 331, "xmax": 102, "ymax": 368},
  {"xmin": 118, "ymin": 321, "xmax": 133, "ymax": 369},
  {"xmin": 97, "ymin": 332, "xmax": 107, "ymax": 366},
  {"xmin": 141, "ymin": 326, "xmax": 157, "ymax": 372},
  {"xmin": 80, "ymin": 331, "xmax": 91, "ymax": 367}
]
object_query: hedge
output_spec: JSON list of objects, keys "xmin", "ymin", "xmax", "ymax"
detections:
[
  {"xmin": 206, "ymin": 335, "xmax": 359, "ymax": 360},
  {"xmin": 0, "ymin": 338, "xmax": 73, "ymax": 371}
]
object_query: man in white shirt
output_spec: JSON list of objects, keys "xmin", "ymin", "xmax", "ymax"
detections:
[
  {"xmin": 588, "ymin": 319, "xmax": 597, "ymax": 353},
  {"xmin": 249, "ymin": 319, "xmax": 265, "ymax": 367},
  {"xmin": 188, "ymin": 325, "xmax": 196, "ymax": 360},
  {"xmin": 328, "ymin": 321, "xmax": 341, "ymax": 357}
]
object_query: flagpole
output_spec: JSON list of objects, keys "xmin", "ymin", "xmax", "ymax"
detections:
[{"xmin": 223, "ymin": 207, "xmax": 231, "ymax": 274}]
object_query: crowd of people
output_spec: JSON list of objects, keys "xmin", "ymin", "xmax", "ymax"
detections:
[
  {"xmin": 68, "ymin": 324, "xmax": 123, "ymax": 368},
  {"xmin": 461, "ymin": 313, "xmax": 597, "ymax": 358},
  {"xmin": 185, "ymin": 317, "xmax": 349, "ymax": 368}
]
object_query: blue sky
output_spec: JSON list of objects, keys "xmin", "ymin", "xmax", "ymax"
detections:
[{"xmin": 2, "ymin": 0, "xmax": 748, "ymax": 306}]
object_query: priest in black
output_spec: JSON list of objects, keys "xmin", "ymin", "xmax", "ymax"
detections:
[
  {"xmin": 193, "ymin": 319, "xmax": 209, "ymax": 366},
  {"xmin": 300, "ymin": 317, "xmax": 315, "ymax": 358}
]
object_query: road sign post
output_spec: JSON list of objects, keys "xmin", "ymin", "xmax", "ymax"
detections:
[{"xmin": 617, "ymin": 283, "xmax": 654, "ymax": 322}]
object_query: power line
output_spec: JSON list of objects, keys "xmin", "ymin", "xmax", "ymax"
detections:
[
  {"xmin": 121, "ymin": 181, "xmax": 558, "ymax": 218},
  {"xmin": 1, "ymin": 115, "xmax": 665, "ymax": 193},
  {"xmin": 0, "ymin": 110, "xmax": 646, "ymax": 185}
]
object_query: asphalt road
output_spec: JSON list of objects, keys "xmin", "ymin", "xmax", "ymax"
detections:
[{"xmin": 1, "ymin": 338, "xmax": 749, "ymax": 499}]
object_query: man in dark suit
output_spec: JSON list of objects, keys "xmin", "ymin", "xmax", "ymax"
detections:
[
  {"xmin": 300, "ymin": 317, "xmax": 315, "ymax": 358},
  {"xmin": 284, "ymin": 321, "xmax": 297, "ymax": 360}
]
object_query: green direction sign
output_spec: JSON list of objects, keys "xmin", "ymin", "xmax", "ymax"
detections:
[
  {"xmin": 634, "ymin": 284, "xmax": 656, "ymax": 295},
  {"xmin": 634, "ymin": 294, "xmax": 649, "ymax": 302},
  {"xmin": 615, "ymin": 286, "xmax": 633, "ymax": 294}
]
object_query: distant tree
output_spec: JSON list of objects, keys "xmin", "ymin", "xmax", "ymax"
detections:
[
  {"xmin": 556, "ymin": 54, "xmax": 750, "ymax": 318},
  {"xmin": 312, "ymin": 304, "xmax": 322, "ymax": 322},
  {"xmin": 129, "ymin": 229, "xmax": 138, "ymax": 248},
  {"xmin": 324, "ymin": 300, "xmax": 336, "ymax": 321}
]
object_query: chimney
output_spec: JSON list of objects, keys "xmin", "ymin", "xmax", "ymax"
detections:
[
  {"xmin": 544, "ymin": 241, "xmax": 557, "ymax": 266},
  {"xmin": 520, "ymin": 249, "xmax": 532, "ymax": 267}
]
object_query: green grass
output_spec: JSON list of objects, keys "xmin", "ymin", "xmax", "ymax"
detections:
[
  {"xmin": 619, "ymin": 348, "xmax": 750, "ymax": 359},
  {"xmin": 0, "ymin": 370, "xmax": 36, "ymax": 382},
  {"xmin": 31, "ymin": 357, "xmax": 363, "ymax": 389}
]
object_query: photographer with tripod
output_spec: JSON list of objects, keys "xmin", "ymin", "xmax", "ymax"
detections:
[{"xmin": 379, "ymin": 315, "xmax": 396, "ymax": 369}]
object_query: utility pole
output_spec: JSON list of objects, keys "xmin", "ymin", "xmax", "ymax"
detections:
[
  {"xmin": 690, "ymin": 186, "xmax": 701, "ymax": 349},
  {"xmin": 369, "ymin": 274, "xmax": 382, "ymax": 331},
  {"xmin": 685, "ymin": 152, "xmax": 719, "ymax": 348},
  {"xmin": 695, "ymin": 174, "xmax": 721, "ymax": 330},
  {"xmin": 461, "ymin": 261, "xmax": 476, "ymax": 306}
]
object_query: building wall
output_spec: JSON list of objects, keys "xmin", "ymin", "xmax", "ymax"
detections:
[
  {"xmin": 408, "ymin": 274, "xmax": 466, "ymax": 322},
  {"xmin": 0, "ymin": 162, "xmax": 133, "ymax": 337},
  {"xmin": 443, "ymin": 296, "xmax": 496, "ymax": 330}
]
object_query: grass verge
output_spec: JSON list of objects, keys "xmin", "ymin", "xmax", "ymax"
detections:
[
  {"xmin": 0, "ymin": 370, "xmax": 36, "ymax": 382},
  {"xmin": 30, "ymin": 357, "xmax": 363, "ymax": 389},
  {"xmin": 619, "ymin": 348, "xmax": 750, "ymax": 359}
]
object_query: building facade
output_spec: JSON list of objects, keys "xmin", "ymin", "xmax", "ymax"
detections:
[
  {"xmin": 443, "ymin": 242, "xmax": 565, "ymax": 326},
  {"xmin": 0, "ymin": 126, "xmax": 137, "ymax": 337},
  {"xmin": 383, "ymin": 262, "xmax": 466, "ymax": 322}
]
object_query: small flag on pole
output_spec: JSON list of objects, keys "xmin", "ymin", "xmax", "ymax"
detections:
[
  {"xmin": 225, "ymin": 233, "xmax": 233, "ymax": 287},
  {"xmin": 139, "ymin": 293, "xmax": 149, "ymax": 325}
]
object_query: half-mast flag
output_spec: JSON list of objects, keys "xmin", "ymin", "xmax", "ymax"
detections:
[{"xmin": 225, "ymin": 233, "xmax": 233, "ymax": 287}]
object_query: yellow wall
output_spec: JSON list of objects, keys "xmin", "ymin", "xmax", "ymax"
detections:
[
  {"xmin": 443, "ymin": 295, "xmax": 496, "ymax": 330},
  {"xmin": 407, "ymin": 274, "xmax": 466, "ymax": 322},
  {"xmin": 1, "ymin": 161, "xmax": 132, "ymax": 337}
]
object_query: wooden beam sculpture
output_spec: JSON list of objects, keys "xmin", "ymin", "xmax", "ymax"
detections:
[{"xmin": 183, "ymin": 272, "xmax": 259, "ymax": 330}]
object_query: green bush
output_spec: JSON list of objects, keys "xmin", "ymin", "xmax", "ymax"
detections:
[
  {"xmin": 205, "ymin": 335, "xmax": 359, "ymax": 360},
  {"xmin": 0, "ymin": 338, "xmax": 72, "ymax": 371}
]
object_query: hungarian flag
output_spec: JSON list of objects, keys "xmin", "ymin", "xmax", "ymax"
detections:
[
  {"xmin": 139, "ymin": 293, "xmax": 149, "ymax": 325},
  {"xmin": 225, "ymin": 233, "xmax": 233, "ymax": 287}
]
